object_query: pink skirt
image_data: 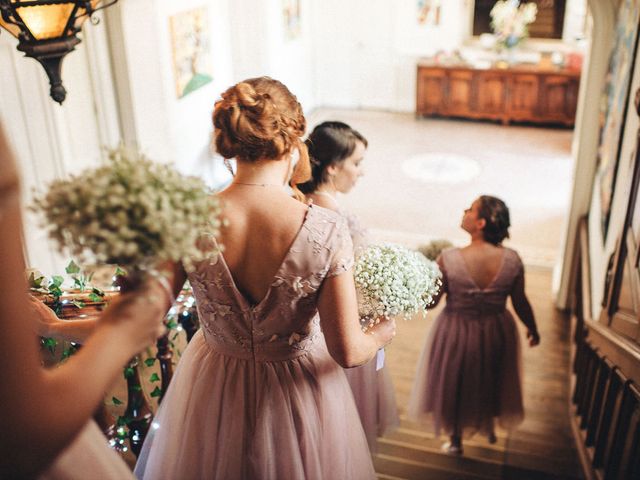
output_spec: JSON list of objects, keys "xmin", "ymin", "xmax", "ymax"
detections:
[
  {"xmin": 343, "ymin": 354, "xmax": 399, "ymax": 451},
  {"xmin": 135, "ymin": 330, "xmax": 375, "ymax": 479},
  {"xmin": 408, "ymin": 308, "xmax": 524, "ymax": 438}
]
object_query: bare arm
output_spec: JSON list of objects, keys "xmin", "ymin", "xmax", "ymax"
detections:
[
  {"xmin": 317, "ymin": 268, "xmax": 396, "ymax": 368},
  {"xmin": 0, "ymin": 193, "xmax": 169, "ymax": 477},
  {"xmin": 510, "ymin": 270, "xmax": 540, "ymax": 347}
]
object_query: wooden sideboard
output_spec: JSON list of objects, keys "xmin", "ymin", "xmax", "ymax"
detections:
[{"xmin": 416, "ymin": 63, "xmax": 581, "ymax": 127}]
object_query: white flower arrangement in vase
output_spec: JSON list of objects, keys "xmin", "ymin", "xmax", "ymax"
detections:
[
  {"xmin": 354, "ymin": 243, "xmax": 442, "ymax": 331},
  {"xmin": 33, "ymin": 146, "xmax": 223, "ymax": 286},
  {"xmin": 490, "ymin": 0, "xmax": 538, "ymax": 52}
]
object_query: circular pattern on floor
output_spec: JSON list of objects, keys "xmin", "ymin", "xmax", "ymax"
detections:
[{"xmin": 401, "ymin": 153, "xmax": 482, "ymax": 184}]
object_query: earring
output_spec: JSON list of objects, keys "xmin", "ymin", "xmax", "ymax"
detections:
[{"xmin": 223, "ymin": 158, "xmax": 235, "ymax": 176}]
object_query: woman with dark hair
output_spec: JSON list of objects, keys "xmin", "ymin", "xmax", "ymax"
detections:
[
  {"xmin": 300, "ymin": 122, "xmax": 369, "ymax": 243},
  {"xmin": 134, "ymin": 80, "xmax": 395, "ymax": 479},
  {"xmin": 408, "ymin": 195, "xmax": 540, "ymax": 454},
  {"xmin": 301, "ymin": 121, "xmax": 399, "ymax": 452}
]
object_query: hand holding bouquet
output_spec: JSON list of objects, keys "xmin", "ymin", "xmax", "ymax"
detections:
[{"xmin": 354, "ymin": 243, "xmax": 442, "ymax": 331}]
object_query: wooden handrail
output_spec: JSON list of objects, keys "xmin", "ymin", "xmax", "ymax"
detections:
[{"xmin": 577, "ymin": 216, "xmax": 640, "ymax": 384}]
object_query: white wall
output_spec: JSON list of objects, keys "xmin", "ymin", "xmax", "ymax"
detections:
[
  {"xmin": 312, "ymin": 0, "xmax": 468, "ymax": 112},
  {"xmin": 107, "ymin": 0, "xmax": 234, "ymax": 186},
  {"xmin": 228, "ymin": 0, "xmax": 317, "ymax": 111}
]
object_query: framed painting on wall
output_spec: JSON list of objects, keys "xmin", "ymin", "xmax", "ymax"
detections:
[
  {"xmin": 417, "ymin": 0, "xmax": 441, "ymax": 26},
  {"xmin": 597, "ymin": 0, "xmax": 640, "ymax": 240},
  {"xmin": 169, "ymin": 7, "xmax": 213, "ymax": 99},
  {"xmin": 282, "ymin": 0, "xmax": 301, "ymax": 40}
]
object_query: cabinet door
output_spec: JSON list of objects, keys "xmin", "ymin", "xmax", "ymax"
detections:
[
  {"xmin": 445, "ymin": 70, "xmax": 474, "ymax": 116},
  {"xmin": 540, "ymin": 75, "xmax": 579, "ymax": 124},
  {"xmin": 507, "ymin": 74, "xmax": 539, "ymax": 121},
  {"xmin": 416, "ymin": 67, "xmax": 446, "ymax": 115},
  {"xmin": 475, "ymin": 72, "xmax": 507, "ymax": 119}
]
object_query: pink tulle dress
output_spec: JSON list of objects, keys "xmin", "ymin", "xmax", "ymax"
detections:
[
  {"xmin": 408, "ymin": 247, "xmax": 525, "ymax": 438},
  {"xmin": 134, "ymin": 205, "xmax": 376, "ymax": 480},
  {"xmin": 40, "ymin": 421, "xmax": 134, "ymax": 480},
  {"xmin": 339, "ymin": 208, "xmax": 399, "ymax": 451}
]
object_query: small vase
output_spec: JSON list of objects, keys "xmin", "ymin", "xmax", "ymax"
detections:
[{"xmin": 497, "ymin": 47, "xmax": 517, "ymax": 67}]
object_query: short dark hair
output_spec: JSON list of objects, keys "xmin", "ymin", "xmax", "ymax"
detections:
[
  {"xmin": 477, "ymin": 195, "xmax": 510, "ymax": 245},
  {"xmin": 298, "ymin": 121, "xmax": 367, "ymax": 194}
]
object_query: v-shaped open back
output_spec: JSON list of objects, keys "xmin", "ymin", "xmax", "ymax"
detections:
[
  {"xmin": 456, "ymin": 248, "xmax": 507, "ymax": 291},
  {"xmin": 216, "ymin": 205, "xmax": 313, "ymax": 308}
]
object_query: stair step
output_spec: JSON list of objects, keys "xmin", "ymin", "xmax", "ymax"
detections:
[
  {"xmin": 503, "ymin": 450, "xmax": 583, "ymax": 479},
  {"xmin": 501, "ymin": 464, "xmax": 582, "ymax": 480},
  {"xmin": 377, "ymin": 474, "xmax": 407, "ymax": 480},
  {"xmin": 374, "ymin": 453, "xmax": 496, "ymax": 480},
  {"xmin": 386, "ymin": 428, "xmax": 506, "ymax": 462},
  {"xmin": 378, "ymin": 438, "xmax": 503, "ymax": 478},
  {"xmin": 388, "ymin": 424, "xmax": 577, "ymax": 461},
  {"xmin": 386, "ymin": 418, "xmax": 582, "ymax": 478}
]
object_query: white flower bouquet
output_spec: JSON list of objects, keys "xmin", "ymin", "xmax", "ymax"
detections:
[
  {"xmin": 33, "ymin": 146, "xmax": 222, "ymax": 278},
  {"xmin": 490, "ymin": 0, "xmax": 537, "ymax": 50},
  {"xmin": 354, "ymin": 243, "xmax": 442, "ymax": 330}
]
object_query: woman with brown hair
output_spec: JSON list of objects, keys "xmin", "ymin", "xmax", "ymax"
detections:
[
  {"xmin": 409, "ymin": 195, "xmax": 540, "ymax": 455},
  {"xmin": 134, "ymin": 77, "xmax": 395, "ymax": 479}
]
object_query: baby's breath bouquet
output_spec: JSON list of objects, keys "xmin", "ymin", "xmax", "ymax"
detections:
[
  {"xmin": 354, "ymin": 243, "xmax": 442, "ymax": 331},
  {"xmin": 33, "ymin": 146, "xmax": 222, "ymax": 280}
]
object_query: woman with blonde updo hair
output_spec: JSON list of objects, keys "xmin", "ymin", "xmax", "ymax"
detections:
[{"xmin": 135, "ymin": 77, "xmax": 395, "ymax": 480}]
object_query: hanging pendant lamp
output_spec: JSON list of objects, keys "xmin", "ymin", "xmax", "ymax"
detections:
[{"xmin": 0, "ymin": 1, "xmax": 118, "ymax": 104}]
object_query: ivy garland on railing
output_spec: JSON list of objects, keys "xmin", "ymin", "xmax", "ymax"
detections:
[
  {"xmin": 30, "ymin": 260, "xmax": 109, "ymax": 360},
  {"xmin": 29, "ymin": 260, "xmax": 199, "ymax": 454}
]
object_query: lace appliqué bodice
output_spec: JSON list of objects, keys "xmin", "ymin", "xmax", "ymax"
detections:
[{"xmin": 187, "ymin": 205, "xmax": 354, "ymax": 361}]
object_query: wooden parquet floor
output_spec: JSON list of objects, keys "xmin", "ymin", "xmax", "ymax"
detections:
[{"xmin": 377, "ymin": 266, "xmax": 584, "ymax": 479}]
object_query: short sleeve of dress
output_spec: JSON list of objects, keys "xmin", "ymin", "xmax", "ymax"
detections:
[
  {"xmin": 326, "ymin": 215, "xmax": 355, "ymax": 278},
  {"xmin": 512, "ymin": 249, "xmax": 525, "ymax": 277}
]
